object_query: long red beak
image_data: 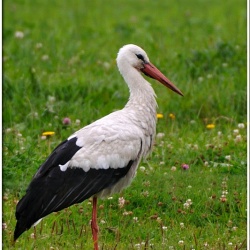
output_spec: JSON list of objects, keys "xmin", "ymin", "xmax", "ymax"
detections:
[{"xmin": 141, "ymin": 62, "xmax": 183, "ymax": 96}]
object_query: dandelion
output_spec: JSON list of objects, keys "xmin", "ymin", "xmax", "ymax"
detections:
[
  {"xmin": 157, "ymin": 113, "xmax": 164, "ymax": 119},
  {"xmin": 169, "ymin": 113, "xmax": 175, "ymax": 119},
  {"xmin": 181, "ymin": 163, "xmax": 189, "ymax": 170},
  {"xmin": 42, "ymin": 131, "xmax": 55, "ymax": 137},
  {"xmin": 206, "ymin": 124, "xmax": 215, "ymax": 129},
  {"xmin": 63, "ymin": 117, "xmax": 71, "ymax": 125},
  {"xmin": 15, "ymin": 31, "xmax": 24, "ymax": 39},
  {"xmin": 238, "ymin": 123, "xmax": 245, "ymax": 129}
]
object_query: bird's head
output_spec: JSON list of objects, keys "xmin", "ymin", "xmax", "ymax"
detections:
[{"xmin": 117, "ymin": 44, "xmax": 183, "ymax": 96}]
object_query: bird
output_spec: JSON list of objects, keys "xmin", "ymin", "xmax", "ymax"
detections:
[{"xmin": 14, "ymin": 44, "xmax": 183, "ymax": 249}]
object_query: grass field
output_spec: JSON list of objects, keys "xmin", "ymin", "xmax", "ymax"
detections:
[{"xmin": 3, "ymin": 0, "xmax": 247, "ymax": 249}]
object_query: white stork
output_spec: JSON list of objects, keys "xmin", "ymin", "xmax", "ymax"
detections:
[{"xmin": 14, "ymin": 44, "xmax": 183, "ymax": 249}]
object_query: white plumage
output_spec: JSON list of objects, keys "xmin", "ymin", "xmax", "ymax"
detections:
[{"xmin": 14, "ymin": 44, "xmax": 183, "ymax": 249}]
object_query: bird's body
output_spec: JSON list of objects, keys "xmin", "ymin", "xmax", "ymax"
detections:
[{"xmin": 14, "ymin": 44, "xmax": 183, "ymax": 248}]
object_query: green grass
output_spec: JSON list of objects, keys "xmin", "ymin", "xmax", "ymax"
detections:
[{"xmin": 3, "ymin": 0, "xmax": 247, "ymax": 249}]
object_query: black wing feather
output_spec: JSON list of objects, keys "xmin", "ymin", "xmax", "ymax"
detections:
[{"xmin": 14, "ymin": 135, "xmax": 134, "ymax": 241}]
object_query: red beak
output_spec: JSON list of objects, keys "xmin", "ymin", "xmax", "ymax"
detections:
[{"xmin": 141, "ymin": 62, "xmax": 183, "ymax": 96}]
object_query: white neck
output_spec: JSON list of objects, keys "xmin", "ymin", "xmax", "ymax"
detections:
[{"xmin": 119, "ymin": 63, "xmax": 157, "ymax": 113}]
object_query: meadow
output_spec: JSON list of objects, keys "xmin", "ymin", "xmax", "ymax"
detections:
[{"xmin": 3, "ymin": 0, "xmax": 247, "ymax": 249}]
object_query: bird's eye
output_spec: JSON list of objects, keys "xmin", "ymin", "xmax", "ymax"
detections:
[{"xmin": 136, "ymin": 54, "xmax": 145, "ymax": 62}]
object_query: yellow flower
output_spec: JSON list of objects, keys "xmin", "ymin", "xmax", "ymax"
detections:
[
  {"xmin": 206, "ymin": 124, "xmax": 215, "ymax": 129},
  {"xmin": 42, "ymin": 131, "xmax": 55, "ymax": 136},
  {"xmin": 157, "ymin": 113, "xmax": 164, "ymax": 119},
  {"xmin": 169, "ymin": 113, "xmax": 175, "ymax": 120}
]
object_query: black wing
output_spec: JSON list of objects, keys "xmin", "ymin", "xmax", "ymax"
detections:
[{"xmin": 14, "ymin": 136, "xmax": 134, "ymax": 240}]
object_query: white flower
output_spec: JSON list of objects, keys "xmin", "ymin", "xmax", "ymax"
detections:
[
  {"xmin": 140, "ymin": 166, "xmax": 146, "ymax": 172},
  {"xmin": 198, "ymin": 77, "xmax": 204, "ymax": 82},
  {"xmin": 180, "ymin": 222, "xmax": 185, "ymax": 228},
  {"xmin": 233, "ymin": 129, "xmax": 239, "ymax": 135},
  {"xmin": 204, "ymin": 242, "xmax": 209, "ymax": 247},
  {"xmin": 15, "ymin": 31, "xmax": 24, "ymax": 39},
  {"xmin": 75, "ymin": 119, "xmax": 81, "ymax": 125},
  {"xmin": 235, "ymin": 135, "xmax": 242, "ymax": 142},
  {"xmin": 156, "ymin": 217, "xmax": 162, "ymax": 223},
  {"xmin": 162, "ymin": 226, "xmax": 168, "ymax": 230},
  {"xmin": 42, "ymin": 54, "xmax": 49, "ymax": 61},
  {"xmin": 118, "ymin": 197, "xmax": 125, "ymax": 208},
  {"xmin": 156, "ymin": 132, "xmax": 165, "ymax": 138},
  {"xmin": 2, "ymin": 223, "xmax": 7, "ymax": 230},
  {"xmin": 225, "ymin": 155, "xmax": 231, "ymax": 161},
  {"xmin": 133, "ymin": 217, "xmax": 138, "ymax": 222},
  {"xmin": 30, "ymin": 233, "xmax": 35, "ymax": 239},
  {"xmin": 171, "ymin": 166, "xmax": 176, "ymax": 171},
  {"xmin": 178, "ymin": 240, "xmax": 184, "ymax": 246},
  {"xmin": 238, "ymin": 123, "xmax": 245, "ymax": 129},
  {"xmin": 35, "ymin": 43, "xmax": 43, "ymax": 49}
]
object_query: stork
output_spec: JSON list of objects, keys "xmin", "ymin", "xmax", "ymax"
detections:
[{"xmin": 14, "ymin": 44, "xmax": 183, "ymax": 249}]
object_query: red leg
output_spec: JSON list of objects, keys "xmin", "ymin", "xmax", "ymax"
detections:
[{"xmin": 91, "ymin": 196, "xmax": 99, "ymax": 250}]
